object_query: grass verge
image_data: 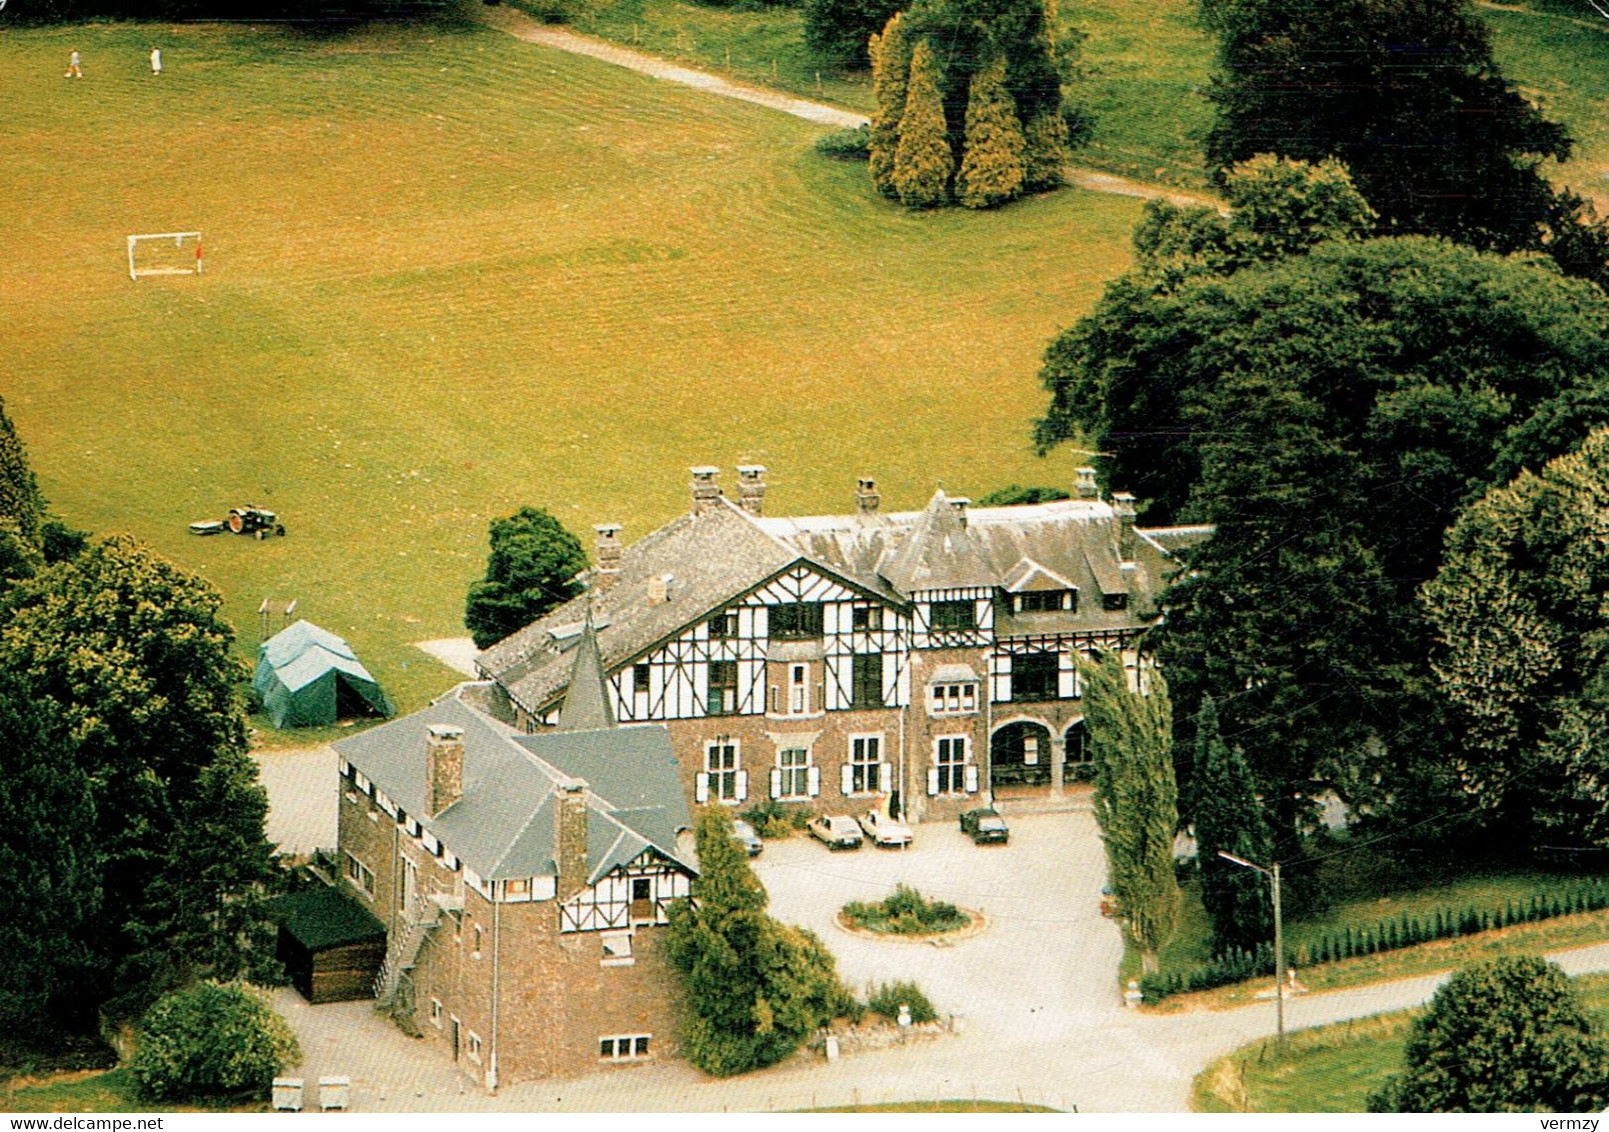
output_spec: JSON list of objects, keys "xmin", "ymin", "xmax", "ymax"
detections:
[{"xmin": 0, "ymin": 1068, "xmax": 264, "ymax": 1114}]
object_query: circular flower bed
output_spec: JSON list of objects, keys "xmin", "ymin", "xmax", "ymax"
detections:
[{"xmin": 839, "ymin": 884, "xmax": 975, "ymax": 936}]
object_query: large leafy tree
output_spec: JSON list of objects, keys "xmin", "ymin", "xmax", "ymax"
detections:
[
  {"xmin": 1371, "ymin": 956, "xmax": 1609, "ymax": 1112},
  {"xmin": 1420, "ymin": 429, "xmax": 1609, "ymax": 847},
  {"xmin": 0, "ymin": 534, "xmax": 274, "ymax": 1014},
  {"xmin": 1082, "ymin": 650, "xmax": 1179, "ymax": 971},
  {"xmin": 464, "ymin": 506, "xmax": 587, "ymax": 650},
  {"xmin": 804, "ymin": 0, "xmax": 903, "ymax": 66},
  {"xmin": 1201, "ymin": 0, "xmax": 1577, "ymax": 259},
  {"xmin": 1189, "ymin": 695, "xmax": 1272, "ymax": 953},
  {"xmin": 666, "ymin": 807, "xmax": 854, "ymax": 1075},
  {"xmin": 1039, "ymin": 236, "xmax": 1609, "ymax": 833}
]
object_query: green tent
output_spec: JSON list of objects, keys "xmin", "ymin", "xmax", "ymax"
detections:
[{"xmin": 253, "ymin": 619, "xmax": 393, "ymax": 728}]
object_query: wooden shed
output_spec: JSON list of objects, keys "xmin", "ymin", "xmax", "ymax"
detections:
[{"xmin": 270, "ymin": 884, "xmax": 387, "ymax": 1004}]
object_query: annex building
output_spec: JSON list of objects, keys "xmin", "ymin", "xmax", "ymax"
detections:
[{"xmin": 479, "ymin": 466, "xmax": 1203, "ymax": 825}]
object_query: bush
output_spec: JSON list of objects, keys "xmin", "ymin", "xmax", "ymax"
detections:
[
  {"xmin": 842, "ymin": 884, "xmax": 969, "ymax": 935},
  {"xmin": 739, "ymin": 800, "xmax": 797, "ymax": 839},
  {"xmin": 815, "ymin": 125, "xmax": 872, "ymax": 161},
  {"xmin": 130, "ymin": 982, "xmax": 299, "ymax": 1102},
  {"xmin": 867, "ymin": 979, "xmax": 938, "ymax": 1024}
]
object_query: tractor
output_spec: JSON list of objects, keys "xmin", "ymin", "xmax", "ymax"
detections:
[{"xmin": 189, "ymin": 505, "xmax": 287, "ymax": 539}]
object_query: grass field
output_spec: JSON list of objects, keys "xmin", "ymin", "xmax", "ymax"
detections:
[
  {"xmin": 0, "ymin": 12, "xmax": 1144, "ymax": 722},
  {"xmin": 0, "ymin": 1067, "xmax": 262, "ymax": 1114},
  {"xmin": 1193, "ymin": 971, "xmax": 1609, "ymax": 1112}
]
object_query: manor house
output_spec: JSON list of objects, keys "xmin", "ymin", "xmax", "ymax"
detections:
[{"xmin": 479, "ymin": 466, "xmax": 1202, "ymax": 825}]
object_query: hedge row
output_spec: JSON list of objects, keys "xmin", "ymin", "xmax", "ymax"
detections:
[{"xmin": 1140, "ymin": 879, "xmax": 1609, "ymax": 1003}]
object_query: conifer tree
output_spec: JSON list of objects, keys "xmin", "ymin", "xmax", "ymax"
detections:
[
  {"xmin": 0, "ymin": 394, "xmax": 45, "ymax": 547},
  {"xmin": 868, "ymin": 13, "xmax": 912, "ymax": 198},
  {"xmin": 1082, "ymin": 650, "xmax": 1179, "ymax": 971},
  {"xmin": 1190, "ymin": 695, "xmax": 1274, "ymax": 953},
  {"xmin": 892, "ymin": 40, "xmax": 953, "ymax": 209},
  {"xmin": 1022, "ymin": 106, "xmax": 1072, "ymax": 191},
  {"xmin": 956, "ymin": 54, "xmax": 1027, "ymax": 209}
]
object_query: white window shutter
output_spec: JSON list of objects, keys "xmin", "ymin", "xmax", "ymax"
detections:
[
  {"xmin": 965, "ymin": 764, "xmax": 979, "ymax": 793},
  {"xmin": 736, "ymin": 770, "xmax": 749, "ymax": 802},
  {"xmin": 841, "ymin": 765, "xmax": 854, "ymax": 796},
  {"xmin": 878, "ymin": 761, "xmax": 892, "ymax": 793},
  {"xmin": 695, "ymin": 773, "xmax": 709, "ymax": 803},
  {"xmin": 770, "ymin": 768, "xmax": 783, "ymax": 798},
  {"xmin": 808, "ymin": 765, "xmax": 821, "ymax": 796},
  {"xmin": 927, "ymin": 767, "xmax": 940, "ymax": 796}
]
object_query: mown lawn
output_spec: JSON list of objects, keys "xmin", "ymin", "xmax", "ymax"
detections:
[
  {"xmin": 1, "ymin": 14, "xmax": 1143, "ymax": 722},
  {"xmin": 0, "ymin": 1068, "xmax": 263, "ymax": 1114},
  {"xmin": 1193, "ymin": 971, "xmax": 1609, "ymax": 1112}
]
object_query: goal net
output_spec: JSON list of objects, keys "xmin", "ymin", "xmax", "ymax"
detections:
[{"xmin": 128, "ymin": 231, "xmax": 203, "ymax": 281}]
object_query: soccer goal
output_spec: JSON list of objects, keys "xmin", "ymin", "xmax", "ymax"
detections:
[{"xmin": 127, "ymin": 231, "xmax": 203, "ymax": 281}]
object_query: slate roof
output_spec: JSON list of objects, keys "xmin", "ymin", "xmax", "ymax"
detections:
[
  {"xmin": 554, "ymin": 622, "xmax": 615, "ymax": 732},
  {"xmin": 269, "ymin": 884, "xmax": 386, "ymax": 951},
  {"xmin": 878, "ymin": 490, "xmax": 998, "ymax": 592},
  {"xmin": 334, "ymin": 686, "xmax": 694, "ymax": 884}
]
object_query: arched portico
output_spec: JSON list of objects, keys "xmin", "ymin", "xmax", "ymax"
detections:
[{"xmin": 990, "ymin": 718, "xmax": 1056, "ymax": 795}]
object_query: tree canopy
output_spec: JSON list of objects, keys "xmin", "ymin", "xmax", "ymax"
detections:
[
  {"xmin": 1188, "ymin": 696, "xmax": 1273, "ymax": 953},
  {"xmin": 464, "ymin": 506, "xmax": 587, "ymax": 650},
  {"xmin": 1371, "ymin": 955, "xmax": 1609, "ymax": 1112},
  {"xmin": 1421, "ymin": 428, "xmax": 1609, "ymax": 847},
  {"xmin": 804, "ymin": 0, "xmax": 904, "ymax": 66},
  {"xmin": 131, "ymin": 982, "xmax": 299, "ymax": 1102}
]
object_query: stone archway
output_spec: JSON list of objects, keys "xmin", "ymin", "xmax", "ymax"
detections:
[{"xmin": 990, "ymin": 719, "xmax": 1055, "ymax": 794}]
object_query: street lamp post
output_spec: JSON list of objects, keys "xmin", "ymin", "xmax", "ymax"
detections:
[{"xmin": 1218, "ymin": 850, "xmax": 1283, "ymax": 1042}]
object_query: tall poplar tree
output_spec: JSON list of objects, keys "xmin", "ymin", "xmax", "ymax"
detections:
[
  {"xmin": 891, "ymin": 40, "xmax": 953, "ymax": 209},
  {"xmin": 956, "ymin": 54, "xmax": 1027, "ymax": 210},
  {"xmin": 1082, "ymin": 650, "xmax": 1179, "ymax": 971},
  {"xmin": 1190, "ymin": 695, "xmax": 1273, "ymax": 953}
]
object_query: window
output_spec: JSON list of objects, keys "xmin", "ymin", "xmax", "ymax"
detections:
[
  {"xmin": 777, "ymin": 747, "xmax": 811, "ymax": 799},
  {"xmin": 788, "ymin": 663, "xmax": 809, "ymax": 714},
  {"xmin": 429, "ymin": 998, "xmax": 443, "ymax": 1028},
  {"xmin": 852, "ymin": 605, "xmax": 884, "ymax": 632},
  {"xmin": 344, "ymin": 852, "xmax": 375, "ymax": 897},
  {"xmin": 467, "ymin": 1032, "xmax": 483, "ymax": 1063},
  {"xmin": 472, "ymin": 924, "xmax": 483, "ymax": 958},
  {"xmin": 633, "ymin": 663, "xmax": 650, "ymax": 694},
  {"xmin": 1065, "ymin": 722, "xmax": 1091, "ymax": 765},
  {"xmin": 770, "ymin": 602, "xmax": 823, "ymax": 640},
  {"xmin": 1102, "ymin": 592, "xmax": 1129, "ymax": 611},
  {"xmin": 505, "ymin": 878, "xmax": 531, "ymax": 902},
  {"xmin": 599, "ymin": 1035, "xmax": 651, "ymax": 1062},
  {"xmin": 709, "ymin": 610, "xmax": 738, "ymax": 639},
  {"xmin": 935, "ymin": 737, "xmax": 967, "ymax": 794},
  {"xmin": 708, "ymin": 660, "xmax": 738, "ymax": 716},
  {"xmin": 929, "ymin": 682, "xmax": 977, "ymax": 714},
  {"xmin": 851, "ymin": 653, "xmax": 883, "ymax": 709},
  {"xmin": 930, "ymin": 599, "xmax": 976, "ymax": 633},
  {"xmin": 1012, "ymin": 652, "xmax": 1060, "ymax": 701},
  {"xmin": 703, "ymin": 741, "xmax": 741, "ymax": 802},
  {"xmin": 847, "ymin": 735, "xmax": 881, "ymax": 795},
  {"xmin": 601, "ymin": 931, "xmax": 634, "ymax": 966},
  {"xmin": 1018, "ymin": 590, "xmax": 1070, "ymax": 613}
]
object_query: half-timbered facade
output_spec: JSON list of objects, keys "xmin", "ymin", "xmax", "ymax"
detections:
[
  {"xmin": 480, "ymin": 465, "xmax": 1207, "ymax": 824},
  {"xmin": 331, "ymin": 632, "xmax": 696, "ymax": 1090}
]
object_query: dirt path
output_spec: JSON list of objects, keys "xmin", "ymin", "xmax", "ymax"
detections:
[{"xmin": 476, "ymin": 4, "xmax": 1221, "ymax": 211}]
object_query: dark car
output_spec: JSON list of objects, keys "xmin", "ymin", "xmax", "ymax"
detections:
[{"xmin": 959, "ymin": 807, "xmax": 1009, "ymax": 844}]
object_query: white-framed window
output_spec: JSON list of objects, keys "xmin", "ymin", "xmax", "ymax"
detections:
[
  {"xmin": 505, "ymin": 878, "xmax": 531, "ymax": 903},
  {"xmin": 429, "ymin": 998, "xmax": 443, "ymax": 1028},
  {"xmin": 852, "ymin": 604, "xmax": 884, "ymax": 632},
  {"xmin": 467, "ymin": 1031, "xmax": 483, "ymax": 1063},
  {"xmin": 788, "ymin": 663, "xmax": 809, "ymax": 714},
  {"xmin": 697, "ymin": 740, "xmax": 747, "ymax": 804},
  {"xmin": 599, "ymin": 1034, "xmax": 652, "ymax": 1062},
  {"xmin": 601, "ymin": 930, "xmax": 634, "ymax": 967},
  {"xmin": 345, "ymin": 852, "xmax": 375, "ymax": 897},
  {"xmin": 772, "ymin": 747, "xmax": 815, "ymax": 800},
  {"xmin": 842, "ymin": 735, "xmax": 889, "ymax": 796},
  {"xmin": 471, "ymin": 924, "xmax": 483, "ymax": 958},
  {"xmin": 928, "ymin": 736, "xmax": 977, "ymax": 796},
  {"xmin": 929, "ymin": 682, "xmax": 978, "ymax": 714}
]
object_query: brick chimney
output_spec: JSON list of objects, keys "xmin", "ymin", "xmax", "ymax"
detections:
[
  {"xmin": 1112, "ymin": 492, "xmax": 1137, "ymax": 563},
  {"xmin": 593, "ymin": 523, "xmax": 622, "ymax": 590},
  {"xmin": 856, "ymin": 476, "xmax": 880, "ymax": 515},
  {"xmin": 1076, "ymin": 466, "xmax": 1099, "ymax": 500},
  {"xmin": 689, "ymin": 466, "xmax": 721, "ymax": 515},
  {"xmin": 555, "ymin": 778, "xmax": 590, "ymax": 901},
  {"xmin": 949, "ymin": 496, "xmax": 971, "ymax": 529},
  {"xmin": 424, "ymin": 724, "xmax": 464, "ymax": 818},
  {"xmin": 736, "ymin": 465, "xmax": 767, "ymax": 516}
]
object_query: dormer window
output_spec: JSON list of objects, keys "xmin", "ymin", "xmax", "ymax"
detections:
[
  {"xmin": 770, "ymin": 602, "xmax": 823, "ymax": 640},
  {"xmin": 1018, "ymin": 590, "xmax": 1074, "ymax": 613},
  {"xmin": 1102, "ymin": 593, "xmax": 1129, "ymax": 612}
]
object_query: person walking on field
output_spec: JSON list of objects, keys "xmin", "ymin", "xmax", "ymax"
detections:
[
  {"xmin": 65, "ymin": 49, "xmax": 82, "ymax": 78},
  {"xmin": 150, "ymin": 46, "xmax": 161, "ymax": 75}
]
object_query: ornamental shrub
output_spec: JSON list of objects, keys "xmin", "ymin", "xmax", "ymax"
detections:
[
  {"xmin": 130, "ymin": 982, "xmax": 299, "ymax": 1102},
  {"xmin": 815, "ymin": 125, "xmax": 872, "ymax": 160},
  {"xmin": 867, "ymin": 980, "xmax": 938, "ymax": 1024}
]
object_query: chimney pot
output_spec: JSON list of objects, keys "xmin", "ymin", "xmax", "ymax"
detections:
[
  {"xmin": 949, "ymin": 496, "xmax": 970, "ymax": 529},
  {"xmin": 1112, "ymin": 492, "xmax": 1137, "ymax": 562},
  {"xmin": 593, "ymin": 523, "xmax": 623, "ymax": 589},
  {"xmin": 736, "ymin": 464, "xmax": 767, "ymax": 516},
  {"xmin": 1076, "ymin": 466, "xmax": 1099, "ymax": 500},
  {"xmin": 856, "ymin": 476, "xmax": 881, "ymax": 515},
  {"xmin": 425, "ymin": 724, "xmax": 464, "ymax": 818},
  {"xmin": 689, "ymin": 466, "xmax": 722, "ymax": 515}
]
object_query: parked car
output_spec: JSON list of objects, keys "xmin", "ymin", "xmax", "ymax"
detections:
[
  {"xmin": 731, "ymin": 819, "xmax": 764, "ymax": 857},
  {"xmin": 857, "ymin": 810, "xmax": 913, "ymax": 849},
  {"xmin": 959, "ymin": 807, "xmax": 1009, "ymax": 845},
  {"xmin": 807, "ymin": 814, "xmax": 863, "ymax": 850}
]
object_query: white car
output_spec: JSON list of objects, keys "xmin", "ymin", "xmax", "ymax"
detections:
[
  {"xmin": 808, "ymin": 814, "xmax": 864, "ymax": 850},
  {"xmin": 858, "ymin": 810, "xmax": 913, "ymax": 849}
]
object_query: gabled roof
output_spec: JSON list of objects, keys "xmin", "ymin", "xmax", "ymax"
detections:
[
  {"xmin": 879, "ymin": 490, "xmax": 997, "ymax": 593},
  {"xmin": 334, "ymin": 687, "xmax": 694, "ymax": 884},
  {"xmin": 1002, "ymin": 557, "xmax": 1078, "ymax": 594}
]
